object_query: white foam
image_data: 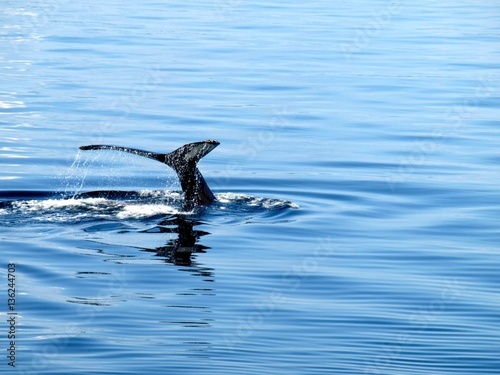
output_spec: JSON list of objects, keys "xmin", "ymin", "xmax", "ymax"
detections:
[
  {"xmin": 13, "ymin": 198, "xmax": 108, "ymax": 211},
  {"xmin": 215, "ymin": 193, "xmax": 252, "ymax": 203},
  {"xmin": 215, "ymin": 192, "xmax": 299, "ymax": 209},
  {"xmin": 116, "ymin": 204, "xmax": 180, "ymax": 219}
]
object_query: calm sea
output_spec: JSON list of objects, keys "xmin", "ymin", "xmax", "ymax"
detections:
[{"xmin": 1, "ymin": 1, "xmax": 500, "ymax": 374}]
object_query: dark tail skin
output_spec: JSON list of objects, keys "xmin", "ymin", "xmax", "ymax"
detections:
[{"xmin": 79, "ymin": 140, "xmax": 220, "ymax": 207}]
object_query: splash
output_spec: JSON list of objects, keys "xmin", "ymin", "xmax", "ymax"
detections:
[{"xmin": 0, "ymin": 193, "xmax": 184, "ymax": 224}]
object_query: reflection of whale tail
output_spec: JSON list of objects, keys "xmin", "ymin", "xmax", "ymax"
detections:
[{"xmin": 79, "ymin": 140, "xmax": 220, "ymax": 206}]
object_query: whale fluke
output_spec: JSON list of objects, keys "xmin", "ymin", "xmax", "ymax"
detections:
[
  {"xmin": 79, "ymin": 140, "xmax": 220, "ymax": 207},
  {"xmin": 79, "ymin": 145, "xmax": 165, "ymax": 162}
]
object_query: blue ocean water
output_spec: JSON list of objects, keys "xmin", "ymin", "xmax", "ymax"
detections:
[{"xmin": 1, "ymin": 1, "xmax": 500, "ymax": 374}]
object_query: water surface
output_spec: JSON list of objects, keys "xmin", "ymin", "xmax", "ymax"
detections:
[{"xmin": 1, "ymin": 1, "xmax": 500, "ymax": 374}]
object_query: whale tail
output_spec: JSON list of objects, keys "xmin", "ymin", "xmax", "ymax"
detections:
[
  {"xmin": 79, "ymin": 140, "xmax": 220, "ymax": 206},
  {"xmin": 164, "ymin": 140, "xmax": 219, "ymax": 206}
]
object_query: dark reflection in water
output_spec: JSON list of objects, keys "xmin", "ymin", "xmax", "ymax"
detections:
[
  {"xmin": 66, "ymin": 214, "xmax": 216, "ymax": 339},
  {"xmin": 140, "ymin": 215, "xmax": 211, "ymax": 267},
  {"xmin": 79, "ymin": 212, "xmax": 216, "ymax": 281}
]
